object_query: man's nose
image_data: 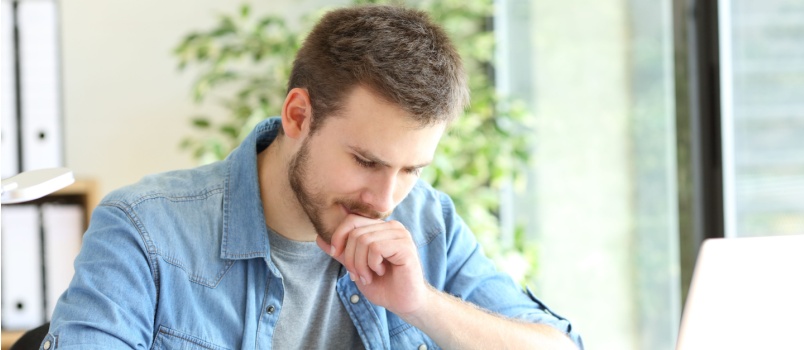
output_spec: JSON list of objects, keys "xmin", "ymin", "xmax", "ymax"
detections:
[{"xmin": 361, "ymin": 172, "xmax": 397, "ymax": 215}]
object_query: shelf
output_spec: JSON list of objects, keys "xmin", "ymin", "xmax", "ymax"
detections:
[
  {"xmin": 52, "ymin": 179, "xmax": 99, "ymax": 229},
  {"xmin": 1, "ymin": 178, "xmax": 98, "ymax": 348},
  {"xmin": 18, "ymin": 178, "xmax": 99, "ymax": 231}
]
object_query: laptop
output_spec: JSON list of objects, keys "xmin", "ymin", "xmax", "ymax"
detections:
[{"xmin": 676, "ymin": 234, "xmax": 804, "ymax": 350}]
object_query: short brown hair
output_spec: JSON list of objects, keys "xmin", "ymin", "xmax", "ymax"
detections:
[{"xmin": 288, "ymin": 5, "xmax": 469, "ymax": 132}]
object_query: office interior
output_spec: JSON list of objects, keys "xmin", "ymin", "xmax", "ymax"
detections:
[{"xmin": 1, "ymin": 0, "xmax": 802, "ymax": 349}]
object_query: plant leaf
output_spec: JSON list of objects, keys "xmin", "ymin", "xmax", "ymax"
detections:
[{"xmin": 191, "ymin": 117, "xmax": 211, "ymax": 128}]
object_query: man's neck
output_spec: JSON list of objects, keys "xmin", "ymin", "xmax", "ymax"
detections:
[{"xmin": 257, "ymin": 138, "xmax": 318, "ymax": 242}]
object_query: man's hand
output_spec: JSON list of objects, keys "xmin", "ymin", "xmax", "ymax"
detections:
[
  {"xmin": 316, "ymin": 214, "xmax": 579, "ymax": 350},
  {"xmin": 315, "ymin": 214, "xmax": 427, "ymax": 316}
]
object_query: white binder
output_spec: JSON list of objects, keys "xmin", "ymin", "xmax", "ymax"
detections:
[
  {"xmin": 42, "ymin": 203, "xmax": 83, "ymax": 320},
  {"xmin": 17, "ymin": 0, "xmax": 63, "ymax": 171},
  {"xmin": 1, "ymin": 0, "xmax": 19, "ymax": 178},
  {"xmin": 1, "ymin": 204, "xmax": 45, "ymax": 329}
]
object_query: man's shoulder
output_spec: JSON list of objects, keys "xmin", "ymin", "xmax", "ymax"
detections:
[
  {"xmin": 93, "ymin": 162, "xmax": 231, "ymax": 272},
  {"xmin": 102, "ymin": 161, "xmax": 228, "ymax": 209}
]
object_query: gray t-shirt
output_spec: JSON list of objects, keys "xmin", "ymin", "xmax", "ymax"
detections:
[{"xmin": 268, "ymin": 229, "xmax": 365, "ymax": 349}]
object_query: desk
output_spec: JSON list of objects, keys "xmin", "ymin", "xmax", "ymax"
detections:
[{"xmin": 2, "ymin": 330, "xmax": 25, "ymax": 350}]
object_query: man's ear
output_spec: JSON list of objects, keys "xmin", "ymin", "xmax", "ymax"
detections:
[{"xmin": 281, "ymin": 88, "xmax": 312, "ymax": 139}]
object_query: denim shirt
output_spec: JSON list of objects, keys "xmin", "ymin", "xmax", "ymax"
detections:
[{"xmin": 46, "ymin": 118, "xmax": 583, "ymax": 350}]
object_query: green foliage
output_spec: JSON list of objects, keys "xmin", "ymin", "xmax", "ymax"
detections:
[
  {"xmin": 174, "ymin": 4, "xmax": 304, "ymax": 164},
  {"xmin": 174, "ymin": 2, "xmax": 537, "ymax": 284}
]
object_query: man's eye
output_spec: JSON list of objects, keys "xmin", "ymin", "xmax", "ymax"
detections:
[
  {"xmin": 354, "ymin": 156, "xmax": 375, "ymax": 168},
  {"xmin": 405, "ymin": 167, "xmax": 422, "ymax": 176}
]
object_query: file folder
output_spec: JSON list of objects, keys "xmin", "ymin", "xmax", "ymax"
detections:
[
  {"xmin": 1, "ymin": 0, "xmax": 19, "ymax": 178},
  {"xmin": 42, "ymin": 203, "xmax": 83, "ymax": 320},
  {"xmin": 1, "ymin": 204, "xmax": 45, "ymax": 329},
  {"xmin": 17, "ymin": 0, "xmax": 63, "ymax": 171}
]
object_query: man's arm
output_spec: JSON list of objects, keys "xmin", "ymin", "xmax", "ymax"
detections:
[
  {"xmin": 401, "ymin": 285, "xmax": 578, "ymax": 349},
  {"xmin": 319, "ymin": 214, "xmax": 578, "ymax": 350},
  {"xmin": 48, "ymin": 203, "xmax": 157, "ymax": 349}
]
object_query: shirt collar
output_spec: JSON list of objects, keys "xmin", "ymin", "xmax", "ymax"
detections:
[{"xmin": 220, "ymin": 117, "xmax": 282, "ymax": 260}]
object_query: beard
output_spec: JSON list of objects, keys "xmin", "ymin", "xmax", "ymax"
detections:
[{"xmin": 288, "ymin": 137, "xmax": 389, "ymax": 244}]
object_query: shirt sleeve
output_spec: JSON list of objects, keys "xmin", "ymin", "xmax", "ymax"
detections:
[
  {"xmin": 46, "ymin": 201, "xmax": 158, "ymax": 349},
  {"xmin": 438, "ymin": 192, "xmax": 584, "ymax": 349}
]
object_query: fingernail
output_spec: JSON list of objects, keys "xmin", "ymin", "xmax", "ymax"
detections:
[
  {"xmin": 348, "ymin": 272, "xmax": 355, "ymax": 282},
  {"xmin": 329, "ymin": 245, "xmax": 335, "ymax": 256},
  {"xmin": 359, "ymin": 276, "xmax": 367, "ymax": 286}
]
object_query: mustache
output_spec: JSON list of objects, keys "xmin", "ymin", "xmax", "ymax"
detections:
[{"xmin": 336, "ymin": 198, "xmax": 391, "ymax": 220}]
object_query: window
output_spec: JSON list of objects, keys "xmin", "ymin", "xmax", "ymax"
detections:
[
  {"xmin": 720, "ymin": 0, "xmax": 804, "ymax": 238},
  {"xmin": 496, "ymin": 0, "xmax": 679, "ymax": 348},
  {"xmin": 496, "ymin": 0, "xmax": 804, "ymax": 347}
]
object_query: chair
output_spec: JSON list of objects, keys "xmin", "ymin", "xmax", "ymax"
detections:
[{"xmin": 10, "ymin": 323, "xmax": 50, "ymax": 350}]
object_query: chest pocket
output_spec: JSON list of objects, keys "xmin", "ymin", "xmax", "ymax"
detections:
[{"xmin": 152, "ymin": 326, "xmax": 231, "ymax": 350}]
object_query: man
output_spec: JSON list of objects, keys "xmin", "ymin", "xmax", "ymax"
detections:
[{"xmin": 48, "ymin": 5, "xmax": 582, "ymax": 349}]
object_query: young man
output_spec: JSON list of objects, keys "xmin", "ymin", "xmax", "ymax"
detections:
[{"xmin": 48, "ymin": 5, "xmax": 582, "ymax": 349}]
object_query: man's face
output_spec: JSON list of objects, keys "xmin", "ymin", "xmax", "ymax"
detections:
[{"xmin": 288, "ymin": 86, "xmax": 446, "ymax": 243}]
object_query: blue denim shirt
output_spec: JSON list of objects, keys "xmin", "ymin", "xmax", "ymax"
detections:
[{"xmin": 47, "ymin": 118, "xmax": 582, "ymax": 349}]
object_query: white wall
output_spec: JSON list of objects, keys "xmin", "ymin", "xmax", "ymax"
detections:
[{"xmin": 60, "ymin": 0, "xmax": 347, "ymax": 198}]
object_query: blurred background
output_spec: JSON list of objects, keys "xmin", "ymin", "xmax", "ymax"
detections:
[{"xmin": 1, "ymin": 0, "xmax": 803, "ymax": 349}]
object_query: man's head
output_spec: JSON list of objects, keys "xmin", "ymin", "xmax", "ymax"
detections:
[
  {"xmin": 287, "ymin": 5, "xmax": 469, "ymax": 133},
  {"xmin": 282, "ymin": 86, "xmax": 447, "ymax": 243},
  {"xmin": 275, "ymin": 5, "xmax": 467, "ymax": 243}
]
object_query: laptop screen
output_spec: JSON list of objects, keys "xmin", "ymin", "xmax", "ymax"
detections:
[{"xmin": 676, "ymin": 234, "xmax": 804, "ymax": 350}]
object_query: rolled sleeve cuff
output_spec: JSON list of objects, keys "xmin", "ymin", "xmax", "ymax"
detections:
[{"xmin": 519, "ymin": 287, "xmax": 585, "ymax": 349}]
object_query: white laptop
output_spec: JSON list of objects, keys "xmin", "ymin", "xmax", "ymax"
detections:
[{"xmin": 677, "ymin": 234, "xmax": 804, "ymax": 350}]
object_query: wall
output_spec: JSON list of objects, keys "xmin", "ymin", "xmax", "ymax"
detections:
[{"xmin": 60, "ymin": 0, "xmax": 347, "ymax": 198}]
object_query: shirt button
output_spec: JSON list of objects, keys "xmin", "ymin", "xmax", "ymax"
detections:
[
  {"xmin": 266, "ymin": 305, "xmax": 275, "ymax": 314},
  {"xmin": 418, "ymin": 344, "xmax": 427, "ymax": 350},
  {"xmin": 350, "ymin": 294, "xmax": 360, "ymax": 304},
  {"xmin": 43, "ymin": 340, "xmax": 52, "ymax": 350}
]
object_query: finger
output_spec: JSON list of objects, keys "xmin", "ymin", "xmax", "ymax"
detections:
[
  {"xmin": 342, "ymin": 225, "xmax": 360, "ymax": 282},
  {"xmin": 342, "ymin": 222, "xmax": 384, "ymax": 282},
  {"xmin": 349, "ymin": 223, "xmax": 410, "ymax": 284},
  {"xmin": 342, "ymin": 222, "xmax": 390, "ymax": 282},
  {"xmin": 329, "ymin": 214, "xmax": 382, "ymax": 258},
  {"xmin": 317, "ymin": 235, "xmax": 357, "ymax": 282},
  {"xmin": 367, "ymin": 243, "xmax": 386, "ymax": 276},
  {"xmin": 364, "ymin": 220, "xmax": 416, "ymax": 268},
  {"xmin": 356, "ymin": 236, "xmax": 418, "ymax": 286},
  {"xmin": 365, "ymin": 236, "xmax": 416, "ymax": 267},
  {"xmin": 352, "ymin": 227, "xmax": 389, "ymax": 284}
]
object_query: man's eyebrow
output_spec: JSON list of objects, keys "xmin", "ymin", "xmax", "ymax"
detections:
[{"xmin": 349, "ymin": 146, "xmax": 431, "ymax": 170}]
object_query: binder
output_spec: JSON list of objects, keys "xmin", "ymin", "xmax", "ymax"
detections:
[
  {"xmin": 41, "ymin": 203, "xmax": 83, "ymax": 320},
  {"xmin": 1, "ymin": 0, "xmax": 18, "ymax": 178},
  {"xmin": 17, "ymin": 0, "xmax": 63, "ymax": 171},
  {"xmin": 1, "ymin": 204, "xmax": 45, "ymax": 329}
]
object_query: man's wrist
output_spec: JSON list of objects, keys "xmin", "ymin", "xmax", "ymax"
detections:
[{"xmin": 396, "ymin": 284, "xmax": 441, "ymax": 327}]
